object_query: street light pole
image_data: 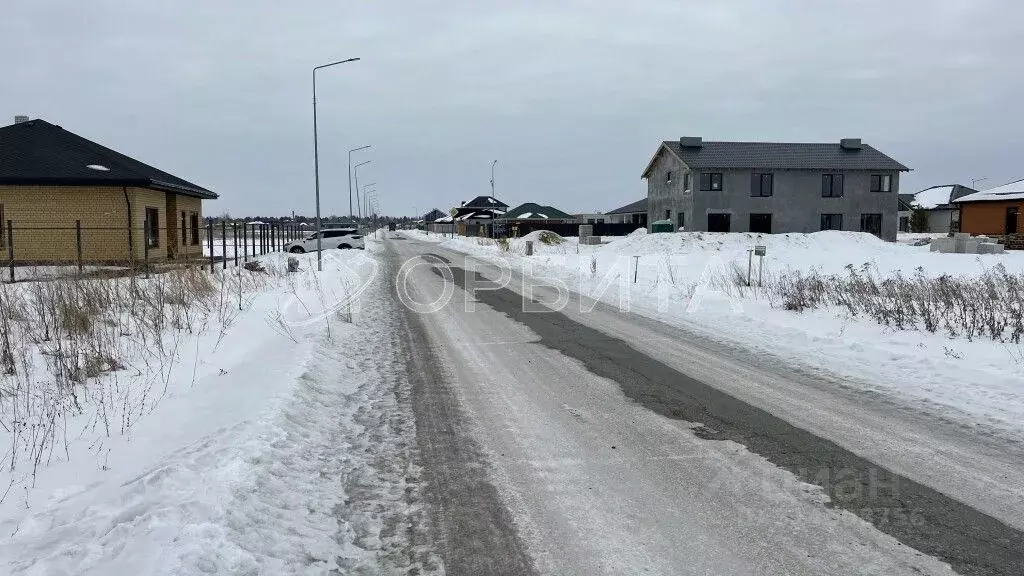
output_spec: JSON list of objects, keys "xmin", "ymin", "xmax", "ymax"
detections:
[
  {"xmin": 313, "ymin": 57, "xmax": 360, "ymax": 271},
  {"xmin": 353, "ymin": 160, "xmax": 371, "ymax": 221},
  {"xmin": 490, "ymin": 159, "xmax": 498, "ymax": 197},
  {"xmin": 363, "ymin": 187, "xmax": 377, "ymax": 218},
  {"xmin": 348, "ymin": 145, "xmax": 370, "ymax": 222}
]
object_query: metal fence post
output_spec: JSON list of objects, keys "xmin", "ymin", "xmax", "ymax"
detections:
[
  {"xmin": 76, "ymin": 220, "xmax": 84, "ymax": 275},
  {"xmin": 233, "ymin": 222, "xmax": 238, "ymax": 267},
  {"xmin": 243, "ymin": 223, "xmax": 248, "ymax": 262},
  {"xmin": 143, "ymin": 217, "xmax": 150, "ymax": 279},
  {"xmin": 207, "ymin": 220, "xmax": 215, "ymax": 273},
  {"xmin": 221, "ymin": 220, "xmax": 227, "ymax": 269},
  {"xmin": 271, "ymin": 224, "xmax": 276, "ymax": 252},
  {"xmin": 7, "ymin": 220, "xmax": 13, "ymax": 283}
]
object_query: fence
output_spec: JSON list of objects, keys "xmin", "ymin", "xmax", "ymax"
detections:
[{"xmin": 1, "ymin": 219, "xmax": 315, "ymax": 282}]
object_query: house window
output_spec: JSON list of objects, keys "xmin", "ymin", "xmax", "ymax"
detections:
[
  {"xmin": 860, "ymin": 213, "xmax": 883, "ymax": 237},
  {"xmin": 700, "ymin": 173, "xmax": 723, "ymax": 191},
  {"xmin": 145, "ymin": 207, "xmax": 159, "ymax": 248},
  {"xmin": 666, "ymin": 170, "xmax": 673, "ymax": 184},
  {"xmin": 749, "ymin": 213, "xmax": 772, "ymax": 233},
  {"xmin": 677, "ymin": 212, "xmax": 685, "ymax": 230},
  {"xmin": 751, "ymin": 173, "xmax": 773, "ymax": 197},
  {"xmin": 181, "ymin": 211, "xmax": 187, "ymax": 246},
  {"xmin": 683, "ymin": 173, "xmax": 691, "ymax": 190},
  {"xmin": 664, "ymin": 209, "xmax": 671, "ymax": 220},
  {"xmin": 870, "ymin": 174, "xmax": 892, "ymax": 192},
  {"xmin": 1007, "ymin": 207, "xmax": 1020, "ymax": 234},
  {"xmin": 821, "ymin": 213, "xmax": 843, "ymax": 231},
  {"xmin": 822, "ymin": 174, "xmax": 844, "ymax": 197},
  {"xmin": 899, "ymin": 216, "xmax": 910, "ymax": 232},
  {"xmin": 190, "ymin": 212, "xmax": 200, "ymax": 245}
]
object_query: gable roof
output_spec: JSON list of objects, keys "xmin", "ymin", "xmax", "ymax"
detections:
[
  {"xmin": 503, "ymin": 202, "xmax": 573, "ymax": 220},
  {"xmin": 462, "ymin": 195, "xmax": 508, "ymax": 209},
  {"xmin": 607, "ymin": 197, "xmax": 647, "ymax": 214},
  {"xmin": 912, "ymin": 184, "xmax": 977, "ymax": 209},
  {"xmin": 954, "ymin": 178, "xmax": 1024, "ymax": 203},
  {"xmin": 423, "ymin": 208, "xmax": 446, "ymax": 222},
  {"xmin": 642, "ymin": 139, "xmax": 909, "ymax": 177},
  {"xmin": 0, "ymin": 119, "xmax": 217, "ymax": 199}
]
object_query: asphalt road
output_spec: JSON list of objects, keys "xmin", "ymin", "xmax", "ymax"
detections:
[{"xmin": 386, "ymin": 236, "xmax": 1024, "ymax": 576}]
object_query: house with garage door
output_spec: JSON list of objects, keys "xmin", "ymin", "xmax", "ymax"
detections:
[
  {"xmin": 0, "ymin": 117, "xmax": 217, "ymax": 263},
  {"xmin": 642, "ymin": 137, "xmax": 909, "ymax": 240}
]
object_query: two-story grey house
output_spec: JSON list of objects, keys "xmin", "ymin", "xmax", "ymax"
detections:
[{"xmin": 642, "ymin": 137, "xmax": 910, "ymax": 241}]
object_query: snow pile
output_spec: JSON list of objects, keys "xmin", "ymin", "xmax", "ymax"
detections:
[
  {"xmin": 0, "ymin": 248, "xmax": 439, "ymax": 574},
  {"xmin": 521, "ymin": 230, "xmax": 566, "ymax": 245}
]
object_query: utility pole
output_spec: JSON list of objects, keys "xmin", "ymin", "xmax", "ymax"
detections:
[{"xmin": 312, "ymin": 56, "xmax": 360, "ymax": 271}]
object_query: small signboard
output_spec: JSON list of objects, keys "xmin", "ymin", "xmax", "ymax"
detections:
[{"xmin": 754, "ymin": 245, "xmax": 767, "ymax": 256}]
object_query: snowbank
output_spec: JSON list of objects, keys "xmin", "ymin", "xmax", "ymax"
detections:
[{"xmin": 0, "ymin": 248, "xmax": 423, "ymax": 574}]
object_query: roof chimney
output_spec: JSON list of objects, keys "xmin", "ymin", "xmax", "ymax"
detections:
[
  {"xmin": 840, "ymin": 138, "xmax": 862, "ymax": 150},
  {"xmin": 679, "ymin": 136, "xmax": 703, "ymax": 148},
  {"xmin": 13, "ymin": 115, "xmax": 29, "ymax": 124}
]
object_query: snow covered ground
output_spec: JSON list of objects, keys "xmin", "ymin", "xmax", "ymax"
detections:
[
  {"xmin": 402, "ymin": 229, "xmax": 1024, "ymax": 441},
  {"xmin": 0, "ymin": 237, "xmax": 437, "ymax": 575}
]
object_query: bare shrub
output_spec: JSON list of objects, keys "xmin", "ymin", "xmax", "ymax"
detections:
[{"xmin": 764, "ymin": 263, "xmax": 1024, "ymax": 343}]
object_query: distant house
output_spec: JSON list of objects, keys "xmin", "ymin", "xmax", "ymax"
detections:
[
  {"xmin": 606, "ymin": 198, "xmax": 647, "ymax": 226},
  {"xmin": 454, "ymin": 195, "xmax": 508, "ymax": 236},
  {"xmin": 423, "ymin": 208, "xmax": 446, "ymax": 223},
  {"xmin": 642, "ymin": 136, "xmax": 909, "ymax": 240},
  {"xmin": 909, "ymin": 184, "xmax": 978, "ymax": 233},
  {"xmin": 0, "ymin": 117, "xmax": 217, "ymax": 263},
  {"xmin": 954, "ymin": 178, "xmax": 1024, "ymax": 237},
  {"xmin": 502, "ymin": 202, "xmax": 573, "ymax": 222}
]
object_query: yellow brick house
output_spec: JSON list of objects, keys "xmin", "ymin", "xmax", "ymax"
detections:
[{"xmin": 0, "ymin": 117, "xmax": 217, "ymax": 264}]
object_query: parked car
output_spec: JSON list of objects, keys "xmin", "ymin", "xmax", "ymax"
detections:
[{"xmin": 285, "ymin": 228, "xmax": 364, "ymax": 252}]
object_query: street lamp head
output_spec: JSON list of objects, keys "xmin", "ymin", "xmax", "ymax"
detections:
[{"xmin": 315, "ymin": 57, "xmax": 361, "ymax": 71}]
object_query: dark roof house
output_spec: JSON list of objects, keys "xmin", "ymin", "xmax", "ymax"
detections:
[
  {"xmin": 454, "ymin": 195, "xmax": 508, "ymax": 221},
  {"xmin": 503, "ymin": 202, "xmax": 573, "ymax": 220},
  {"xmin": 0, "ymin": 117, "xmax": 217, "ymax": 262},
  {"xmin": 423, "ymin": 208, "xmax": 446, "ymax": 222},
  {"xmin": 642, "ymin": 137, "xmax": 909, "ymax": 177},
  {"xmin": 643, "ymin": 136, "xmax": 910, "ymax": 240},
  {"xmin": 607, "ymin": 198, "xmax": 647, "ymax": 215},
  {"xmin": 0, "ymin": 119, "xmax": 216, "ymax": 198}
]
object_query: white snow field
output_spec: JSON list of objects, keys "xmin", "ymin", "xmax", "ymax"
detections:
[
  {"xmin": 0, "ymin": 241, "xmax": 439, "ymax": 575},
  {"xmin": 403, "ymin": 228, "xmax": 1024, "ymax": 441}
]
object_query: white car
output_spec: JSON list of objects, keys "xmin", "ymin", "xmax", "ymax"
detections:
[{"xmin": 285, "ymin": 228, "xmax": 364, "ymax": 252}]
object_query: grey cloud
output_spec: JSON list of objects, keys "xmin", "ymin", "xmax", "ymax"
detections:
[{"xmin": 2, "ymin": 0, "xmax": 1022, "ymax": 217}]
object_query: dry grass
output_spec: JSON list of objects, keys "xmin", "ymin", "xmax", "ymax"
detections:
[
  {"xmin": 0, "ymin": 264, "xmax": 276, "ymax": 489},
  {"xmin": 759, "ymin": 263, "xmax": 1024, "ymax": 343}
]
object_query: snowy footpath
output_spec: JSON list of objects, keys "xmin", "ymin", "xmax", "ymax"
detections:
[
  {"xmin": 0, "ymin": 242, "xmax": 441, "ymax": 575},
  {"xmin": 404, "ymin": 229, "xmax": 1024, "ymax": 442}
]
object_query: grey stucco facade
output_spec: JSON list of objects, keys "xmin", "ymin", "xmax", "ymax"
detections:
[{"xmin": 645, "ymin": 142, "xmax": 904, "ymax": 241}]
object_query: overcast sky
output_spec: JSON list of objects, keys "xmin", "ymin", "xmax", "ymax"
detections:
[{"xmin": 3, "ymin": 0, "xmax": 1022, "ymax": 217}]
